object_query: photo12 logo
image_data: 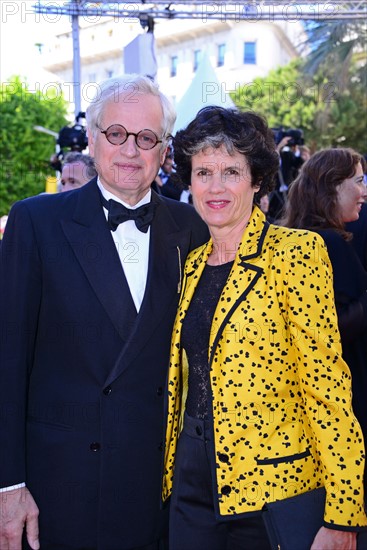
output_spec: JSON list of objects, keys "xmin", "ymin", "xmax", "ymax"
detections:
[
  {"xmin": 201, "ymin": 81, "xmax": 339, "ymax": 105},
  {"xmin": 1, "ymin": 1, "xmax": 141, "ymax": 24},
  {"xmin": 200, "ymin": 2, "xmax": 341, "ymax": 23}
]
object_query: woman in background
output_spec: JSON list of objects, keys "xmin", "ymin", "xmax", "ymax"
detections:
[{"xmin": 282, "ymin": 147, "xmax": 367, "ymax": 496}]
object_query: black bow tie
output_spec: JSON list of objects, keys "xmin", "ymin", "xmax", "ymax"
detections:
[{"xmin": 101, "ymin": 195, "xmax": 156, "ymax": 233}]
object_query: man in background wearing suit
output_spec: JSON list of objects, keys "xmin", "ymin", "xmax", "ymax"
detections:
[
  {"xmin": 60, "ymin": 151, "xmax": 97, "ymax": 192},
  {"xmin": 0, "ymin": 74, "xmax": 208, "ymax": 550}
]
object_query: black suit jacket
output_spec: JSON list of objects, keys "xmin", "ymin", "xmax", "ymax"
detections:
[
  {"xmin": 317, "ymin": 228, "xmax": 367, "ymax": 493},
  {"xmin": 0, "ymin": 179, "xmax": 209, "ymax": 549},
  {"xmin": 346, "ymin": 202, "xmax": 367, "ymax": 271}
]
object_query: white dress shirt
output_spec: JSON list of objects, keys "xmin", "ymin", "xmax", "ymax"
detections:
[{"xmin": 97, "ymin": 179, "xmax": 151, "ymax": 312}]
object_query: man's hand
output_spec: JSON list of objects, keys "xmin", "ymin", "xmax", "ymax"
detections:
[
  {"xmin": 311, "ymin": 526, "xmax": 357, "ymax": 550},
  {"xmin": 0, "ymin": 487, "xmax": 39, "ymax": 550},
  {"xmin": 276, "ymin": 135, "xmax": 292, "ymax": 152}
]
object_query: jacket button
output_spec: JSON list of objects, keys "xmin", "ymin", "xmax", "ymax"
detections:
[
  {"xmin": 195, "ymin": 425, "xmax": 203, "ymax": 436},
  {"xmin": 156, "ymin": 387, "xmax": 163, "ymax": 396},
  {"xmin": 218, "ymin": 453, "xmax": 229, "ymax": 463},
  {"xmin": 221, "ymin": 485, "xmax": 231, "ymax": 496},
  {"xmin": 103, "ymin": 386, "xmax": 112, "ymax": 396},
  {"xmin": 90, "ymin": 442, "xmax": 101, "ymax": 452}
]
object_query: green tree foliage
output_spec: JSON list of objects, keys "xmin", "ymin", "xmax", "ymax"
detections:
[
  {"xmin": 232, "ymin": 59, "xmax": 366, "ymax": 153},
  {"xmin": 0, "ymin": 76, "xmax": 68, "ymax": 215},
  {"xmin": 303, "ymin": 20, "xmax": 367, "ymax": 90}
]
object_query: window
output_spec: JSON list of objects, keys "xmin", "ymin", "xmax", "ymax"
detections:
[
  {"xmin": 193, "ymin": 49, "xmax": 201, "ymax": 72},
  {"xmin": 217, "ymin": 44, "xmax": 225, "ymax": 67},
  {"xmin": 170, "ymin": 55, "xmax": 178, "ymax": 77},
  {"xmin": 244, "ymin": 42, "xmax": 256, "ymax": 64}
]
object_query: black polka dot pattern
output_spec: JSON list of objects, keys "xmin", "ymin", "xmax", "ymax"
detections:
[{"xmin": 163, "ymin": 206, "xmax": 367, "ymax": 528}]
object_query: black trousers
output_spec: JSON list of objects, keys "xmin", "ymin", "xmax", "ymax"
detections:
[{"xmin": 169, "ymin": 413, "xmax": 271, "ymax": 550}]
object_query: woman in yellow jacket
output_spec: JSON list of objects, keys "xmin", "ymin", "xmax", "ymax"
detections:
[{"xmin": 162, "ymin": 107, "xmax": 367, "ymax": 550}]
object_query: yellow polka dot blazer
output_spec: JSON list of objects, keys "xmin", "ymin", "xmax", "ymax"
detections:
[{"xmin": 163, "ymin": 206, "xmax": 367, "ymax": 529}]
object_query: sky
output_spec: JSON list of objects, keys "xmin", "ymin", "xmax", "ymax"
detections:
[
  {"xmin": 0, "ymin": 1, "xmax": 69, "ymax": 83},
  {"xmin": 0, "ymin": 2, "xmax": 312, "ymax": 84}
]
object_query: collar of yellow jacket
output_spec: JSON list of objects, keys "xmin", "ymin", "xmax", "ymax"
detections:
[{"xmin": 184, "ymin": 204, "xmax": 268, "ymax": 274}]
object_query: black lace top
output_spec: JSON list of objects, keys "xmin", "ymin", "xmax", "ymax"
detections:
[{"xmin": 182, "ymin": 261, "xmax": 233, "ymax": 420}]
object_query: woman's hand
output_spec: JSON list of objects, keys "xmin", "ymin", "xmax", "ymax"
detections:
[{"xmin": 311, "ymin": 526, "xmax": 357, "ymax": 549}]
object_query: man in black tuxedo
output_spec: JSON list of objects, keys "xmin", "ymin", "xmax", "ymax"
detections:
[
  {"xmin": 155, "ymin": 155, "xmax": 181, "ymax": 201},
  {"xmin": 0, "ymin": 75, "xmax": 208, "ymax": 550}
]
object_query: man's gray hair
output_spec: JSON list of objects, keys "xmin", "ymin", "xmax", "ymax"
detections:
[
  {"xmin": 86, "ymin": 74, "xmax": 176, "ymax": 147},
  {"xmin": 62, "ymin": 152, "xmax": 97, "ymax": 180}
]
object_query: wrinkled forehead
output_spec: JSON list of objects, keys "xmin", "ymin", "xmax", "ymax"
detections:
[{"xmin": 100, "ymin": 92, "xmax": 164, "ymax": 129}]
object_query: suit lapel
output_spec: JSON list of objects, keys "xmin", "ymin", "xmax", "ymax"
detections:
[
  {"xmin": 176, "ymin": 207, "xmax": 269, "ymax": 367},
  {"xmin": 208, "ymin": 207, "xmax": 269, "ymax": 364},
  {"xmin": 178, "ymin": 240, "xmax": 212, "ymax": 315},
  {"xmin": 104, "ymin": 193, "xmax": 194, "ymax": 385},
  {"xmin": 60, "ymin": 179, "xmax": 137, "ymax": 343}
]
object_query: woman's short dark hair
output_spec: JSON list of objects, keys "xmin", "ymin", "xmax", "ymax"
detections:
[
  {"xmin": 173, "ymin": 106, "xmax": 279, "ymax": 198},
  {"xmin": 281, "ymin": 147, "xmax": 365, "ymax": 238}
]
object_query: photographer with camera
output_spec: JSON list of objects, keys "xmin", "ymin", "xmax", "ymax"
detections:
[
  {"xmin": 277, "ymin": 129, "xmax": 305, "ymax": 186},
  {"xmin": 50, "ymin": 112, "xmax": 89, "ymax": 173},
  {"xmin": 268, "ymin": 128, "xmax": 306, "ymax": 221}
]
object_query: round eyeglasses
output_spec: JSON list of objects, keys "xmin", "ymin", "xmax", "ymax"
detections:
[{"xmin": 98, "ymin": 124, "xmax": 163, "ymax": 150}]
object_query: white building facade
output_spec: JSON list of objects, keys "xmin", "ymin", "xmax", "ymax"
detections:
[{"xmin": 40, "ymin": 15, "xmax": 305, "ymax": 112}]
